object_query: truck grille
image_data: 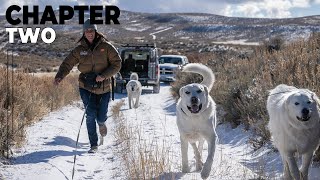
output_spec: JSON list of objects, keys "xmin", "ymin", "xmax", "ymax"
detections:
[{"xmin": 160, "ymin": 68, "xmax": 173, "ymax": 74}]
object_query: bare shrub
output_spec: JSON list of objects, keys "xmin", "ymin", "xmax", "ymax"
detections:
[
  {"xmin": 110, "ymin": 99, "xmax": 125, "ymax": 119},
  {"xmin": 0, "ymin": 69, "xmax": 79, "ymax": 158},
  {"xmin": 112, "ymin": 101, "xmax": 173, "ymax": 179},
  {"xmin": 263, "ymin": 36, "xmax": 285, "ymax": 53}
]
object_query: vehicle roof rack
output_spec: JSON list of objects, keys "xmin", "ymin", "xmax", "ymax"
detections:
[{"xmin": 121, "ymin": 43, "xmax": 156, "ymax": 48}]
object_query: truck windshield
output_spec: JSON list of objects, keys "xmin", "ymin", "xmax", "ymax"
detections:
[
  {"xmin": 123, "ymin": 51, "xmax": 150, "ymax": 61},
  {"xmin": 159, "ymin": 57, "xmax": 182, "ymax": 64}
]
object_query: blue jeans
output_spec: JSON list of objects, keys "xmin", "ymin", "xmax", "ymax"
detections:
[{"xmin": 79, "ymin": 88, "xmax": 110, "ymax": 147}]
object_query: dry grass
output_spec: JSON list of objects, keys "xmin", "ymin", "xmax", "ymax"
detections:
[
  {"xmin": 171, "ymin": 33, "xmax": 320, "ymax": 158},
  {"xmin": 0, "ymin": 51, "xmax": 61, "ymax": 73},
  {"xmin": 111, "ymin": 100, "xmax": 174, "ymax": 179},
  {"xmin": 0, "ymin": 69, "xmax": 79, "ymax": 158},
  {"xmin": 110, "ymin": 101, "xmax": 275, "ymax": 179}
]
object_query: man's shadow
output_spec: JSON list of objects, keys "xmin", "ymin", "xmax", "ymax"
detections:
[{"xmin": 13, "ymin": 136, "xmax": 87, "ymax": 165}]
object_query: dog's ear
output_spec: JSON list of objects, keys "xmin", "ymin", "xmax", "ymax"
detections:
[
  {"xmin": 204, "ymin": 85, "xmax": 209, "ymax": 96},
  {"xmin": 179, "ymin": 86, "xmax": 184, "ymax": 97},
  {"xmin": 284, "ymin": 94, "xmax": 291, "ymax": 111},
  {"xmin": 311, "ymin": 93, "xmax": 320, "ymax": 121},
  {"xmin": 311, "ymin": 92, "xmax": 320, "ymax": 108}
]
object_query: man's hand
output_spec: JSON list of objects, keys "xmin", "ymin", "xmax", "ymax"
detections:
[
  {"xmin": 96, "ymin": 75, "xmax": 105, "ymax": 82},
  {"xmin": 54, "ymin": 78, "xmax": 62, "ymax": 86}
]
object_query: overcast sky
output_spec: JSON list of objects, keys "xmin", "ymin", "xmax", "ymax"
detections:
[{"xmin": 1, "ymin": 0, "xmax": 320, "ymax": 18}]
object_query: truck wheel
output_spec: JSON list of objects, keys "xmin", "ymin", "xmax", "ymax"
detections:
[{"xmin": 115, "ymin": 82, "xmax": 124, "ymax": 93}]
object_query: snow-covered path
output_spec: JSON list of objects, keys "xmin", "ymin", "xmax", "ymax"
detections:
[
  {"xmin": 1, "ymin": 84, "xmax": 319, "ymax": 179},
  {"xmin": 0, "ymin": 103, "xmax": 120, "ymax": 180}
]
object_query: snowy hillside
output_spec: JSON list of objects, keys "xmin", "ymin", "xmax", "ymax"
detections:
[
  {"xmin": 1, "ymin": 84, "xmax": 319, "ymax": 179},
  {"xmin": 1, "ymin": 11, "xmax": 320, "ymax": 55},
  {"xmin": 1, "ymin": 10, "xmax": 319, "ymax": 74}
]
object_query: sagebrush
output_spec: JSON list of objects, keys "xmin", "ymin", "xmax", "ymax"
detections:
[
  {"xmin": 171, "ymin": 33, "xmax": 320, "ymax": 158},
  {"xmin": 0, "ymin": 69, "xmax": 79, "ymax": 157}
]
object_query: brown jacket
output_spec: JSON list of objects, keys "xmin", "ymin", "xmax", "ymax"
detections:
[{"xmin": 55, "ymin": 35, "xmax": 122, "ymax": 94}]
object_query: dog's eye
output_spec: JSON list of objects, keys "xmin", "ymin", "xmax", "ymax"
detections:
[
  {"xmin": 185, "ymin": 91, "xmax": 190, "ymax": 94},
  {"xmin": 197, "ymin": 89, "xmax": 202, "ymax": 93},
  {"xmin": 307, "ymin": 101, "xmax": 311, "ymax": 104},
  {"xmin": 295, "ymin": 102, "xmax": 300, "ymax": 105}
]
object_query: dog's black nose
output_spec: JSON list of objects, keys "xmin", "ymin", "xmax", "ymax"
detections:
[
  {"xmin": 302, "ymin": 108, "xmax": 310, "ymax": 116},
  {"xmin": 132, "ymin": 87, "xmax": 134, "ymax": 91},
  {"xmin": 191, "ymin": 97, "xmax": 198, "ymax": 104}
]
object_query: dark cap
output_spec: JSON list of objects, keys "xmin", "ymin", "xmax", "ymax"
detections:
[{"xmin": 83, "ymin": 18, "xmax": 97, "ymax": 32}]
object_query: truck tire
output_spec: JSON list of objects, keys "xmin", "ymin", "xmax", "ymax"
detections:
[{"xmin": 115, "ymin": 81, "xmax": 124, "ymax": 93}]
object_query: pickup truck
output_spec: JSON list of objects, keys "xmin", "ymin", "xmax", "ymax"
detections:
[{"xmin": 158, "ymin": 55, "xmax": 189, "ymax": 82}]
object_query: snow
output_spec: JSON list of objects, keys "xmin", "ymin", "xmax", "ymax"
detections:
[
  {"xmin": 179, "ymin": 15, "xmax": 211, "ymax": 23},
  {"xmin": 0, "ymin": 84, "xmax": 319, "ymax": 179},
  {"xmin": 211, "ymin": 39, "xmax": 260, "ymax": 46},
  {"xmin": 154, "ymin": 26, "xmax": 171, "ymax": 31},
  {"xmin": 124, "ymin": 23, "xmax": 151, "ymax": 32},
  {"xmin": 150, "ymin": 27, "xmax": 173, "ymax": 40}
]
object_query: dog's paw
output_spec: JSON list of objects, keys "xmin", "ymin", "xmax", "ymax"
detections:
[
  {"xmin": 98, "ymin": 135, "xmax": 104, "ymax": 146},
  {"xmin": 200, "ymin": 163, "xmax": 211, "ymax": 179},
  {"xmin": 200, "ymin": 170, "xmax": 210, "ymax": 179},
  {"xmin": 182, "ymin": 166, "xmax": 190, "ymax": 173}
]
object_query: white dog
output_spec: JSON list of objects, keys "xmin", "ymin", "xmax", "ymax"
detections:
[
  {"xmin": 176, "ymin": 63, "xmax": 217, "ymax": 179},
  {"xmin": 267, "ymin": 84, "xmax": 320, "ymax": 180},
  {"xmin": 126, "ymin": 73, "xmax": 142, "ymax": 109}
]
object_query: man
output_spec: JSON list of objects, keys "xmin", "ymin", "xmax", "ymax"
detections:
[{"xmin": 54, "ymin": 19, "xmax": 121, "ymax": 153}]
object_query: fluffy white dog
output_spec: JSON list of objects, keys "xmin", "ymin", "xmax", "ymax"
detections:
[
  {"xmin": 267, "ymin": 84, "xmax": 320, "ymax": 180},
  {"xmin": 126, "ymin": 73, "xmax": 142, "ymax": 109},
  {"xmin": 176, "ymin": 63, "xmax": 217, "ymax": 179}
]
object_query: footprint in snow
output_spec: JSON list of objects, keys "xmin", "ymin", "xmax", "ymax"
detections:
[
  {"xmin": 107, "ymin": 157, "xmax": 114, "ymax": 162},
  {"xmin": 83, "ymin": 176, "xmax": 93, "ymax": 179},
  {"xmin": 77, "ymin": 169, "xmax": 86, "ymax": 172},
  {"xmin": 94, "ymin": 170, "xmax": 102, "ymax": 173}
]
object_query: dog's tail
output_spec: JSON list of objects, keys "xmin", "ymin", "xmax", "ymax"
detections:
[
  {"xmin": 182, "ymin": 63, "xmax": 215, "ymax": 90},
  {"xmin": 130, "ymin": 72, "xmax": 139, "ymax": 80}
]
